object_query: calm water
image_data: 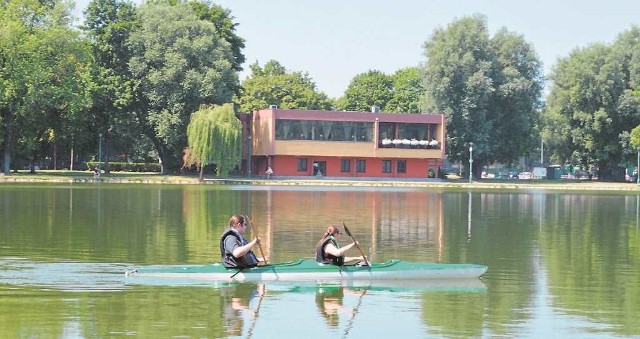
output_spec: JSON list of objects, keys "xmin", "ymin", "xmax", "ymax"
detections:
[{"xmin": 1, "ymin": 183, "xmax": 639, "ymax": 338}]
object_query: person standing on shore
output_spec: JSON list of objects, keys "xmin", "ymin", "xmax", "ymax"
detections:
[{"xmin": 220, "ymin": 215, "xmax": 266, "ymax": 268}]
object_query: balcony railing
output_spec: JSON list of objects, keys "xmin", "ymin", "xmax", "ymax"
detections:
[{"xmin": 379, "ymin": 138, "xmax": 441, "ymax": 150}]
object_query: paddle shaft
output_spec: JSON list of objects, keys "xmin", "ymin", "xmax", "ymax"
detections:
[
  {"xmin": 343, "ymin": 223, "xmax": 369, "ymax": 266},
  {"xmin": 246, "ymin": 215, "xmax": 268, "ymax": 265}
]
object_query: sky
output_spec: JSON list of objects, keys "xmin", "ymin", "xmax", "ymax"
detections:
[{"xmin": 73, "ymin": 0, "xmax": 640, "ymax": 98}]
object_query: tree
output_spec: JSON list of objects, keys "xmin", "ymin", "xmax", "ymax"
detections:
[
  {"xmin": 1, "ymin": 0, "xmax": 90, "ymax": 174},
  {"xmin": 127, "ymin": 2, "xmax": 239, "ymax": 174},
  {"xmin": 84, "ymin": 0, "xmax": 138, "ymax": 172},
  {"xmin": 543, "ymin": 26, "xmax": 640, "ymax": 181},
  {"xmin": 422, "ymin": 15, "xmax": 543, "ymax": 179},
  {"xmin": 236, "ymin": 60, "xmax": 332, "ymax": 113},
  {"xmin": 336, "ymin": 70, "xmax": 393, "ymax": 112},
  {"xmin": 186, "ymin": 103, "xmax": 241, "ymax": 180},
  {"xmin": 385, "ymin": 67, "xmax": 425, "ymax": 113}
]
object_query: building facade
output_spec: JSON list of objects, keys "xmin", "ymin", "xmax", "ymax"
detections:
[{"xmin": 241, "ymin": 107, "xmax": 446, "ymax": 178}]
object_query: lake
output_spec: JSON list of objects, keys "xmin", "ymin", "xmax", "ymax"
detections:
[{"xmin": 1, "ymin": 183, "xmax": 639, "ymax": 338}]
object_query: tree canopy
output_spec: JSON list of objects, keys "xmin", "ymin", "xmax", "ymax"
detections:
[
  {"xmin": 422, "ymin": 14, "xmax": 544, "ymax": 179},
  {"xmin": 236, "ymin": 60, "xmax": 332, "ymax": 113},
  {"xmin": 186, "ymin": 103, "xmax": 241, "ymax": 179},
  {"xmin": 127, "ymin": 1, "xmax": 239, "ymax": 173},
  {"xmin": 542, "ymin": 26, "xmax": 640, "ymax": 180}
]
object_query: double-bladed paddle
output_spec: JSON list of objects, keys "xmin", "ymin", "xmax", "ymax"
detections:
[
  {"xmin": 246, "ymin": 215, "xmax": 268, "ymax": 265},
  {"xmin": 342, "ymin": 222, "xmax": 369, "ymax": 266}
]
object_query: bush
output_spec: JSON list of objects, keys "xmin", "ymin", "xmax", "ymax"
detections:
[{"xmin": 86, "ymin": 161, "xmax": 161, "ymax": 172}]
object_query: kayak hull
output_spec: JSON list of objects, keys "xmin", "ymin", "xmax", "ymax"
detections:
[{"xmin": 127, "ymin": 259, "xmax": 487, "ymax": 282}]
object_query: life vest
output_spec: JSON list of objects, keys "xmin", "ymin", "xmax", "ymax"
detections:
[
  {"xmin": 315, "ymin": 236, "xmax": 344, "ymax": 266},
  {"xmin": 220, "ymin": 228, "xmax": 258, "ymax": 269}
]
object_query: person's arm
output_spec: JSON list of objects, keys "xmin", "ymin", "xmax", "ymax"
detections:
[
  {"xmin": 324, "ymin": 241, "xmax": 357, "ymax": 257},
  {"xmin": 232, "ymin": 237, "xmax": 260, "ymax": 258}
]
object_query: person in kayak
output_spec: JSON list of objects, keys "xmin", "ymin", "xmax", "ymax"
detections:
[
  {"xmin": 220, "ymin": 215, "xmax": 266, "ymax": 269},
  {"xmin": 315, "ymin": 225, "xmax": 365, "ymax": 266}
]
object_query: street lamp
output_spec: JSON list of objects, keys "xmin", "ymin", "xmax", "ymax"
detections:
[
  {"xmin": 636, "ymin": 146, "xmax": 640, "ymax": 185},
  {"xmin": 98, "ymin": 133, "xmax": 103, "ymax": 174},
  {"xmin": 469, "ymin": 142, "xmax": 474, "ymax": 183}
]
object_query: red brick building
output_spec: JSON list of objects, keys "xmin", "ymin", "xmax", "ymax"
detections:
[{"xmin": 240, "ymin": 107, "xmax": 446, "ymax": 178}]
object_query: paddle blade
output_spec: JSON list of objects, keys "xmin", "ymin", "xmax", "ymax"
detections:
[{"xmin": 343, "ymin": 222, "xmax": 352, "ymax": 237}]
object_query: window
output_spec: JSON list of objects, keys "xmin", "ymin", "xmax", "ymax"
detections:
[
  {"xmin": 341, "ymin": 159, "xmax": 350, "ymax": 173},
  {"xmin": 297, "ymin": 158, "xmax": 308, "ymax": 172},
  {"xmin": 356, "ymin": 159, "xmax": 366, "ymax": 173},
  {"xmin": 397, "ymin": 160, "xmax": 406, "ymax": 173},
  {"xmin": 382, "ymin": 160, "xmax": 392, "ymax": 173}
]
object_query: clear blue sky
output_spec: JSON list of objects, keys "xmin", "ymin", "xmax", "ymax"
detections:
[{"xmin": 74, "ymin": 0, "xmax": 640, "ymax": 98}]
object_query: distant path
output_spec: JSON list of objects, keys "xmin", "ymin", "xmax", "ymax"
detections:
[{"xmin": 1, "ymin": 171, "xmax": 638, "ymax": 191}]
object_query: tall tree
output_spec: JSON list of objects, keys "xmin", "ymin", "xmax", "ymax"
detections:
[
  {"xmin": 236, "ymin": 60, "xmax": 332, "ymax": 113},
  {"xmin": 0, "ymin": 0, "xmax": 89, "ymax": 174},
  {"xmin": 83, "ymin": 0, "xmax": 138, "ymax": 172},
  {"xmin": 385, "ymin": 67, "xmax": 425, "ymax": 113},
  {"xmin": 186, "ymin": 103, "xmax": 241, "ymax": 180},
  {"xmin": 422, "ymin": 15, "xmax": 543, "ymax": 179},
  {"xmin": 543, "ymin": 27, "xmax": 640, "ymax": 180},
  {"xmin": 127, "ymin": 2, "xmax": 238, "ymax": 173},
  {"xmin": 336, "ymin": 70, "xmax": 393, "ymax": 112}
]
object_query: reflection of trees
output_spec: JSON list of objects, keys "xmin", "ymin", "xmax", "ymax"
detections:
[
  {"xmin": 541, "ymin": 194, "xmax": 640, "ymax": 335},
  {"xmin": 421, "ymin": 293, "xmax": 486, "ymax": 337},
  {"xmin": 437, "ymin": 192, "xmax": 538, "ymax": 336},
  {"xmin": 181, "ymin": 186, "xmax": 243, "ymax": 261}
]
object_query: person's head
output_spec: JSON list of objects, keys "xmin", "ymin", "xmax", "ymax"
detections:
[
  {"xmin": 229, "ymin": 215, "xmax": 248, "ymax": 234},
  {"xmin": 325, "ymin": 225, "xmax": 341, "ymax": 238}
]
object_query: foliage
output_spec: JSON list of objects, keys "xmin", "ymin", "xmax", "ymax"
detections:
[
  {"xmin": 336, "ymin": 70, "xmax": 393, "ymax": 112},
  {"xmin": 186, "ymin": 103, "xmax": 241, "ymax": 178},
  {"xmin": 385, "ymin": 67, "xmax": 425, "ymax": 113},
  {"xmin": 236, "ymin": 60, "xmax": 332, "ymax": 113},
  {"xmin": 631, "ymin": 125, "xmax": 640, "ymax": 150},
  {"xmin": 86, "ymin": 161, "xmax": 161, "ymax": 172},
  {"xmin": 1, "ymin": 0, "xmax": 91, "ymax": 174},
  {"xmin": 127, "ymin": 1, "xmax": 239, "ymax": 174},
  {"xmin": 83, "ymin": 0, "xmax": 139, "ymax": 172},
  {"xmin": 422, "ymin": 15, "xmax": 544, "ymax": 179},
  {"xmin": 543, "ymin": 26, "xmax": 640, "ymax": 180}
]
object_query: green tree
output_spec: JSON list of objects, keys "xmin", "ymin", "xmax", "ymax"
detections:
[
  {"xmin": 84, "ymin": 0, "xmax": 138, "ymax": 172},
  {"xmin": 186, "ymin": 103, "xmax": 241, "ymax": 179},
  {"xmin": 127, "ymin": 1, "xmax": 239, "ymax": 174},
  {"xmin": 1, "ymin": 0, "xmax": 90, "ymax": 174},
  {"xmin": 236, "ymin": 60, "xmax": 332, "ymax": 113},
  {"xmin": 422, "ymin": 15, "xmax": 543, "ymax": 179},
  {"xmin": 385, "ymin": 67, "xmax": 425, "ymax": 113},
  {"xmin": 543, "ymin": 27, "xmax": 640, "ymax": 180},
  {"xmin": 337, "ymin": 70, "xmax": 393, "ymax": 112},
  {"xmin": 188, "ymin": 0, "xmax": 245, "ymax": 73}
]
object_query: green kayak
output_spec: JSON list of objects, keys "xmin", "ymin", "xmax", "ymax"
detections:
[{"xmin": 126, "ymin": 259, "xmax": 487, "ymax": 283}]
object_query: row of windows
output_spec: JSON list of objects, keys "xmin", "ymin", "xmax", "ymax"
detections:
[
  {"xmin": 297, "ymin": 159, "xmax": 407, "ymax": 173},
  {"xmin": 275, "ymin": 119, "xmax": 440, "ymax": 143}
]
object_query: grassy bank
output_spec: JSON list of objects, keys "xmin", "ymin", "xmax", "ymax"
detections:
[{"xmin": 1, "ymin": 170, "xmax": 639, "ymax": 191}]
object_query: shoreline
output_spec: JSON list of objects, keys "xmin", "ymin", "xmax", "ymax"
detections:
[{"xmin": 1, "ymin": 171, "xmax": 639, "ymax": 191}]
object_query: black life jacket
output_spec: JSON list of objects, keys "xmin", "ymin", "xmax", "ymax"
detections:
[
  {"xmin": 315, "ymin": 236, "xmax": 344, "ymax": 266},
  {"xmin": 220, "ymin": 228, "xmax": 258, "ymax": 269}
]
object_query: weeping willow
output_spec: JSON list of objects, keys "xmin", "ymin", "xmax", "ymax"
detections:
[{"xmin": 186, "ymin": 103, "xmax": 242, "ymax": 179}]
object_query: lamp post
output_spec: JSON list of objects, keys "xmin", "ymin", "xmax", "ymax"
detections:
[
  {"xmin": 637, "ymin": 146, "xmax": 640, "ymax": 185},
  {"xmin": 98, "ymin": 133, "xmax": 103, "ymax": 174},
  {"xmin": 468, "ymin": 142, "xmax": 474, "ymax": 183}
]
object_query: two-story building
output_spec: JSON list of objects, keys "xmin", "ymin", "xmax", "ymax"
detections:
[{"xmin": 240, "ymin": 107, "xmax": 446, "ymax": 178}]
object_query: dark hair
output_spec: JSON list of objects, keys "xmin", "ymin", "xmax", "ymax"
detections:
[{"xmin": 229, "ymin": 215, "xmax": 245, "ymax": 227}]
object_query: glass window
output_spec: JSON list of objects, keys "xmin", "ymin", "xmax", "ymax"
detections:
[
  {"xmin": 397, "ymin": 160, "xmax": 406, "ymax": 173},
  {"xmin": 356, "ymin": 159, "xmax": 366, "ymax": 173},
  {"xmin": 382, "ymin": 160, "xmax": 392, "ymax": 173},
  {"xmin": 276, "ymin": 119, "xmax": 373, "ymax": 142},
  {"xmin": 297, "ymin": 158, "xmax": 308, "ymax": 172},
  {"xmin": 341, "ymin": 159, "xmax": 350, "ymax": 173}
]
